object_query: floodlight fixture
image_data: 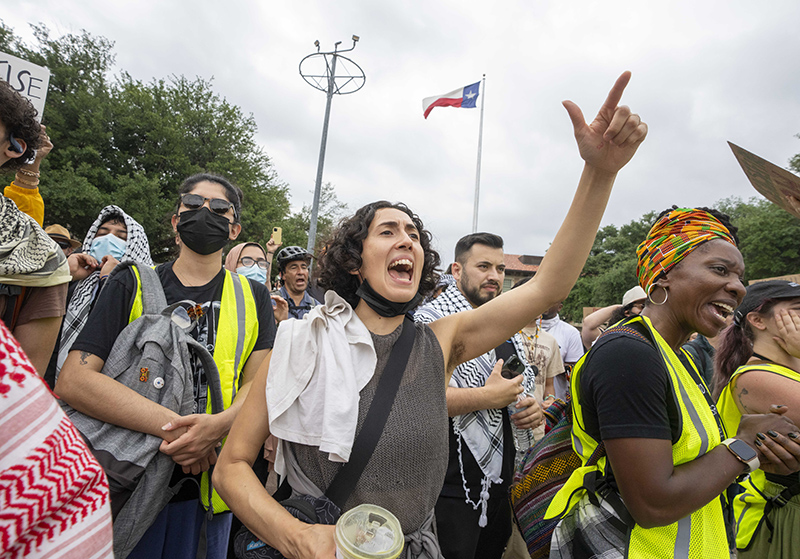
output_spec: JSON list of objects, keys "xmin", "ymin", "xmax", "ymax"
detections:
[{"xmin": 299, "ymin": 37, "xmax": 366, "ymax": 256}]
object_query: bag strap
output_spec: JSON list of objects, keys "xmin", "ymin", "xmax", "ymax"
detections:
[
  {"xmin": 9, "ymin": 285, "xmax": 27, "ymax": 331},
  {"xmin": 324, "ymin": 316, "xmax": 417, "ymax": 509}
]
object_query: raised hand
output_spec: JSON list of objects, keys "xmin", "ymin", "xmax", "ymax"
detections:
[
  {"xmin": 563, "ymin": 71, "xmax": 647, "ymax": 174},
  {"xmin": 774, "ymin": 309, "xmax": 800, "ymax": 358},
  {"xmin": 271, "ymin": 294, "xmax": 289, "ymax": 323}
]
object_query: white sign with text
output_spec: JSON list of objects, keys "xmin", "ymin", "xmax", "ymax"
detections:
[{"xmin": 0, "ymin": 51, "xmax": 51, "ymax": 121}]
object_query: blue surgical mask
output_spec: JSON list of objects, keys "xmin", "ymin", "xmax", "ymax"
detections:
[
  {"xmin": 236, "ymin": 264, "xmax": 267, "ymax": 285},
  {"xmin": 89, "ymin": 233, "xmax": 126, "ymax": 261}
]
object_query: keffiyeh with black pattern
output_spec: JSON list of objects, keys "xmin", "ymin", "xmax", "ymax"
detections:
[{"xmin": 0, "ymin": 196, "xmax": 70, "ymax": 287}]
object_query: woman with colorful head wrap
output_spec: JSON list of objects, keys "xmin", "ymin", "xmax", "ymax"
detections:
[
  {"xmin": 713, "ymin": 280, "xmax": 800, "ymax": 557},
  {"xmin": 549, "ymin": 207, "xmax": 800, "ymax": 559}
]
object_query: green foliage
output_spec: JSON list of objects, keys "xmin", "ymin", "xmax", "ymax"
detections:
[
  {"xmin": 561, "ymin": 213, "xmax": 655, "ymax": 322},
  {"xmin": 715, "ymin": 196, "xmax": 800, "ymax": 282},
  {"xmin": 1, "ymin": 21, "xmax": 345, "ymax": 259}
]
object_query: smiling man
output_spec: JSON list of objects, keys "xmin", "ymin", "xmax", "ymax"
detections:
[
  {"xmin": 276, "ymin": 246, "xmax": 321, "ymax": 320},
  {"xmin": 415, "ymin": 232, "xmax": 542, "ymax": 559}
]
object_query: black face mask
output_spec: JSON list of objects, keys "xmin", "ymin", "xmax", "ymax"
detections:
[
  {"xmin": 356, "ymin": 279, "xmax": 423, "ymax": 317},
  {"xmin": 176, "ymin": 208, "xmax": 232, "ymax": 255}
]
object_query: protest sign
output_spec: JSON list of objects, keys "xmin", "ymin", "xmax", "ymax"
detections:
[
  {"xmin": 729, "ymin": 141, "xmax": 800, "ymax": 219},
  {"xmin": 0, "ymin": 51, "xmax": 51, "ymax": 120}
]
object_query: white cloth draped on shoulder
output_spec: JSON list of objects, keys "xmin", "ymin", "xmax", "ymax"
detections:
[{"xmin": 267, "ymin": 290, "xmax": 376, "ymax": 476}]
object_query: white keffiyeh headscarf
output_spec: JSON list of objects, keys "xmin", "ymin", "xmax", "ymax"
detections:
[
  {"xmin": 415, "ymin": 283, "xmax": 536, "ymax": 527},
  {"xmin": 55, "ymin": 206, "xmax": 153, "ymax": 377}
]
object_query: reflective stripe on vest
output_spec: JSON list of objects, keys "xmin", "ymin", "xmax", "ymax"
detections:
[
  {"xmin": 546, "ymin": 315, "xmax": 729, "ymax": 559},
  {"xmin": 130, "ymin": 267, "xmax": 259, "ymax": 513},
  {"xmin": 718, "ymin": 362, "xmax": 800, "ymax": 549}
]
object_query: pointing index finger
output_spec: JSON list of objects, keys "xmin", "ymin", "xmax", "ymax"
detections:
[{"xmin": 600, "ymin": 71, "xmax": 632, "ymax": 114}]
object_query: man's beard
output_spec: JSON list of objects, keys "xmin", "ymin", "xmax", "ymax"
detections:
[{"xmin": 460, "ymin": 276, "xmax": 500, "ymax": 307}]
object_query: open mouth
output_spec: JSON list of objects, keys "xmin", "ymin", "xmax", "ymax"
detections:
[
  {"xmin": 388, "ymin": 258, "xmax": 414, "ymax": 283},
  {"xmin": 709, "ymin": 302, "xmax": 734, "ymax": 321}
]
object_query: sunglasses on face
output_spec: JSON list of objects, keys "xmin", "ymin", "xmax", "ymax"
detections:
[
  {"xmin": 56, "ymin": 241, "xmax": 71, "ymax": 250},
  {"xmin": 180, "ymin": 193, "xmax": 236, "ymax": 217},
  {"xmin": 240, "ymin": 256, "xmax": 269, "ymax": 269}
]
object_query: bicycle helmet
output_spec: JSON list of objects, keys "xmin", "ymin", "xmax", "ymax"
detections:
[{"xmin": 277, "ymin": 246, "xmax": 311, "ymax": 271}]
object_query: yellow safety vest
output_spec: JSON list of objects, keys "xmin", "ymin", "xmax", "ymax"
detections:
[
  {"xmin": 546, "ymin": 315, "xmax": 730, "ymax": 558},
  {"xmin": 130, "ymin": 265, "xmax": 259, "ymax": 513},
  {"xmin": 717, "ymin": 362, "xmax": 800, "ymax": 550}
]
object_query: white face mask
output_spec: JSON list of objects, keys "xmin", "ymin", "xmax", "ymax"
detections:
[
  {"xmin": 236, "ymin": 264, "xmax": 267, "ymax": 284},
  {"xmin": 89, "ymin": 233, "xmax": 126, "ymax": 261}
]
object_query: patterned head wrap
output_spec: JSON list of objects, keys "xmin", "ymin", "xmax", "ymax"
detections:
[{"xmin": 636, "ymin": 208, "xmax": 737, "ymax": 293}]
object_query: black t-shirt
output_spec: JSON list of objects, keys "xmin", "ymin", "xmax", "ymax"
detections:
[
  {"xmin": 71, "ymin": 261, "xmax": 276, "ymax": 501},
  {"xmin": 72, "ymin": 262, "xmax": 275, "ymax": 362},
  {"xmin": 580, "ymin": 321, "xmax": 723, "ymax": 489},
  {"xmin": 580, "ymin": 327, "xmax": 679, "ymax": 444}
]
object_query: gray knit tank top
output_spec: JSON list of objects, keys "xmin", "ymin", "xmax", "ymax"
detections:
[{"xmin": 289, "ymin": 320, "xmax": 448, "ymax": 533}]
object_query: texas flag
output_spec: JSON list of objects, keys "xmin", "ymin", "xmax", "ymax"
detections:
[{"xmin": 422, "ymin": 81, "xmax": 480, "ymax": 119}]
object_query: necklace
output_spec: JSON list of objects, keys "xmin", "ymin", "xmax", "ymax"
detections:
[{"xmin": 520, "ymin": 326, "xmax": 541, "ymax": 367}]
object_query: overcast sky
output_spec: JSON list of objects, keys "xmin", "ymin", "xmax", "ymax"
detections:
[{"xmin": 5, "ymin": 0, "xmax": 800, "ymax": 263}]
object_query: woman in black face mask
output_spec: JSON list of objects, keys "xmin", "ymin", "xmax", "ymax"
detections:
[
  {"xmin": 56, "ymin": 173, "xmax": 278, "ymax": 559},
  {"xmin": 215, "ymin": 73, "xmax": 649, "ymax": 559}
]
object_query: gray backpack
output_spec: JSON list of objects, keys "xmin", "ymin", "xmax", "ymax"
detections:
[{"xmin": 61, "ymin": 262, "xmax": 224, "ymax": 559}]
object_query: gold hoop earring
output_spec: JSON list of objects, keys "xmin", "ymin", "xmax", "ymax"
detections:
[{"xmin": 647, "ymin": 283, "xmax": 668, "ymax": 306}]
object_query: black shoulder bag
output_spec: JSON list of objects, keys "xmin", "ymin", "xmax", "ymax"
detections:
[{"xmin": 234, "ymin": 317, "xmax": 416, "ymax": 559}]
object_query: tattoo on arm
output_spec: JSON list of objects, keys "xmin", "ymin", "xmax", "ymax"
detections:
[
  {"xmin": 79, "ymin": 351, "xmax": 90, "ymax": 366},
  {"xmin": 737, "ymin": 386, "xmax": 754, "ymax": 414}
]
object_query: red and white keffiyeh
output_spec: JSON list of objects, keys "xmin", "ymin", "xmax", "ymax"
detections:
[{"xmin": 0, "ymin": 320, "xmax": 113, "ymax": 559}]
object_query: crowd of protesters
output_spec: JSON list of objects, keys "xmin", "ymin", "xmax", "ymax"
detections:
[{"xmin": 2, "ymin": 69, "xmax": 800, "ymax": 559}]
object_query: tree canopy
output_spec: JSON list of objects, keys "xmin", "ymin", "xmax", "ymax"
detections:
[{"xmin": 0, "ymin": 21, "xmax": 345, "ymax": 266}]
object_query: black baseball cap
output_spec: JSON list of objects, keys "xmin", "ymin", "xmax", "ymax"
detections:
[{"xmin": 733, "ymin": 280, "xmax": 800, "ymax": 325}]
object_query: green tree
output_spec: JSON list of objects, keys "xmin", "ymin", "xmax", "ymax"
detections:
[
  {"xmin": 1, "ymin": 22, "xmax": 304, "ymax": 259},
  {"xmin": 561, "ymin": 212, "xmax": 655, "ymax": 322},
  {"xmin": 715, "ymin": 197, "xmax": 800, "ymax": 282},
  {"xmin": 281, "ymin": 183, "xmax": 350, "ymax": 253}
]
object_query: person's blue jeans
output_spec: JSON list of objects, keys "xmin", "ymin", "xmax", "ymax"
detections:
[{"xmin": 128, "ymin": 499, "xmax": 232, "ymax": 559}]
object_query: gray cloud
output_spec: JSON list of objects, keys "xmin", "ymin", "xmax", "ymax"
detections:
[{"xmin": 5, "ymin": 0, "xmax": 800, "ymax": 263}]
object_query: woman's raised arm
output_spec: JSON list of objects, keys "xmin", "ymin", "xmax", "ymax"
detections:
[{"xmin": 431, "ymin": 72, "xmax": 648, "ymax": 372}]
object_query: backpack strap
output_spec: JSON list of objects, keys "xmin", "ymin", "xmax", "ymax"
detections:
[
  {"xmin": 134, "ymin": 263, "xmax": 169, "ymax": 315},
  {"xmin": 110, "ymin": 261, "xmax": 169, "ymax": 317},
  {"xmin": 324, "ymin": 316, "xmax": 417, "ymax": 509}
]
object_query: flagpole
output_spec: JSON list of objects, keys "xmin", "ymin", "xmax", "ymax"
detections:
[{"xmin": 472, "ymin": 74, "xmax": 485, "ymax": 233}]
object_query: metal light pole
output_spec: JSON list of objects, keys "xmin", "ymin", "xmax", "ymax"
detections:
[{"xmin": 299, "ymin": 36, "xmax": 365, "ymax": 255}]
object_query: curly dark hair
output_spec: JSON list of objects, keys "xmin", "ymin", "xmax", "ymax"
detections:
[
  {"xmin": 0, "ymin": 80, "xmax": 42, "ymax": 170},
  {"xmin": 314, "ymin": 201, "xmax": 441, "ymax": 308}
]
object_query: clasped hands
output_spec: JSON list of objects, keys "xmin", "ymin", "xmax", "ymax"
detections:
[
  {"xmin": 739, "ymin": 405, "xmax": 800, "ymax": 475},
  {"xmin": 159, "ymin": 412, "xmax": 227, "ymax": 475}
]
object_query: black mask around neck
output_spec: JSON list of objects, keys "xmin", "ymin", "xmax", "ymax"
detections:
[
  {"xmin": 176, "ymin": 208, "xmax": 232, "ymax": 255},
  {"xmin": 356, "ymin": 279, "xmax": 423, "ymax": 317}
]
